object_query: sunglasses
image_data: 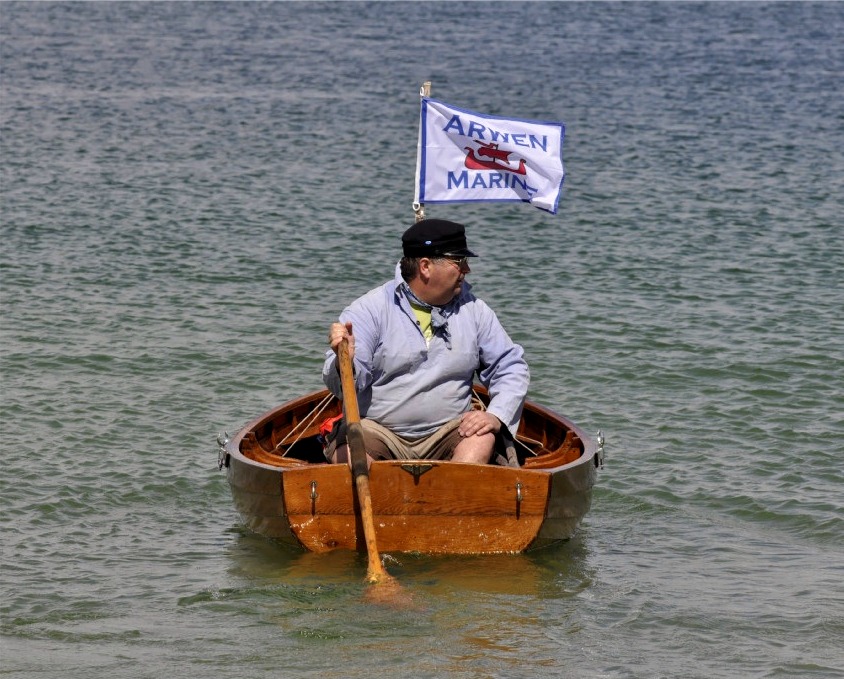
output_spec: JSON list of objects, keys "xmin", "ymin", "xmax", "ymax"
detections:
[{"xmin": 437, "ymin": 255, "xmax": 469, "ymax": 270}]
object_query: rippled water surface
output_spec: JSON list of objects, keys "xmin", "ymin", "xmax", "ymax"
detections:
[{"xmin": 2, "ymin": 2, "xmax": 842, "ymax": 678}]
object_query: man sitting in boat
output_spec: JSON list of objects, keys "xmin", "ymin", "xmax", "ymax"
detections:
[{"xmin": 323, "ymin": 218, "xmax": 529, "ymax": 465}]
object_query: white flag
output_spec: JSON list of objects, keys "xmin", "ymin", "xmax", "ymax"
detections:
[{"xmin": 415, "ymin": 98, "xmax": 565, "ymax": 214}]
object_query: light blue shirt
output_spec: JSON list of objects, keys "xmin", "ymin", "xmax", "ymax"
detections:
[{"xmin": 323, "ymin": 265, "xmax": 529, "ymax": 438}]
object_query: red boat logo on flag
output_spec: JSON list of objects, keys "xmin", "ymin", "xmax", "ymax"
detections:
[
  {"xmin": 415, "ymin": 97, "xmax": 565, "ymax": 214},
  {"xmin": 464, "ymin": 142, "xmax": 528, "ymax": 176}
]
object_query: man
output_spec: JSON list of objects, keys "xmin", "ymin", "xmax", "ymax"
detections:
[{"xmin": 323, "ymin": 218, "xmax": 529, "ymax": 465}]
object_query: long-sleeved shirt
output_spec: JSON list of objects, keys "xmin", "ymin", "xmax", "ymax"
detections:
[{"xmin": 323, "ymin": 265, "xmax": 529, "ymax": 438}]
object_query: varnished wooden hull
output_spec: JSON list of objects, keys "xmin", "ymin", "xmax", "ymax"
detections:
[{"xmin": 222, "ymin": 389, "xmax": 600, "ymax": 554}]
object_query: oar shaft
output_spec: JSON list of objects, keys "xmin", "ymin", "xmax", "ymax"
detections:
[
  {"xmin": 346, "ymin": 421, "xmax": 369, "ymax": 484},
  {"xmin": 355, "ymin": 474, "xmax": 387, "ymax": 582},
  {"xmin": 336, "ymin": 338, "xmax": 389, "ymax": 584},
  {"xmin": 337, "ymin": 339, "xmax": 360, "ymax": 422}
]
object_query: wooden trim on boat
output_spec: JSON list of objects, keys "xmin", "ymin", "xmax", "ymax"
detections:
[{"xmin": 223, "ymin": 387, "xmax": 599, "ymax": 554}]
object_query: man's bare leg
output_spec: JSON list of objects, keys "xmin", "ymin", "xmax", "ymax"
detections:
[{"xmin": 450, "ymin": 432, "xmax": 495, "ymax": 464}]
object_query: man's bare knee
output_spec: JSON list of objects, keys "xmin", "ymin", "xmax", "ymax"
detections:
[{"xmin": 451, "ymin": 433, "xmax": 495, "ymax": 464}]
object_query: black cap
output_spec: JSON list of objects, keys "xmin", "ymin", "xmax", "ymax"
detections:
[{"xmin": 401, "ymin": 219, "xmax": 478, "ymax": 258}]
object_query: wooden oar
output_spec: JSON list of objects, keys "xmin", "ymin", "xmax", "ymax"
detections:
[{"xmin": 336, "ymin": 338, "xmax": 395, "ymax": 586}]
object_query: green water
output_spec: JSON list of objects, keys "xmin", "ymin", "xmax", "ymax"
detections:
[{"xmin": 2, "ymin": 2, "xmax": 842, "ymax": 677}]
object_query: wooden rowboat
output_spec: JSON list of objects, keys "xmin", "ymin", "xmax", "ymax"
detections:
[{"xmin": 218, "ymin": 387, "xmax": 602, "ymax": 554}]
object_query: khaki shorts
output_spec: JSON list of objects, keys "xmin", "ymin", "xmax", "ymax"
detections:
[{"xmin": 327, "ymin": 418, "xmax": 463, "ymax": 461}]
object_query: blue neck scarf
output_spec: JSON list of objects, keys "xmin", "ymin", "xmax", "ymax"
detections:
[{"xmin": 401, "ymin": 283, "xmax": 452, "ymax": 349}]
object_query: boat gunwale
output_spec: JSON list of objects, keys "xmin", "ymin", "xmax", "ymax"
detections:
[{"xmin": 224, "ymin": 388, "xmax": 598, "ymax": 473}]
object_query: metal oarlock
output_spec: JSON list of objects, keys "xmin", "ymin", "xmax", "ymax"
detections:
[
  {"xmin": 595, "ymin": 430, "xmax": 605, "ymax": 468},
  {"xmin": 217, "ymin": 431, "xmax": 230, "ymax": 469}
]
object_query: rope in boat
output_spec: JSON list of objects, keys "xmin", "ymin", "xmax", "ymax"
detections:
[
  {"xmin": 273, "ymin": 392, "xmax": 336, "ymax": 456},
  {"xmin": 471, "ymin": 388, "xmax": 537, "ymax": 458}
]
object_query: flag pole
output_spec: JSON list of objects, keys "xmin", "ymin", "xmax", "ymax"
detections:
[{"xmin": 412, "ymin": 81, "xmax": 432, "ymax": 223}]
